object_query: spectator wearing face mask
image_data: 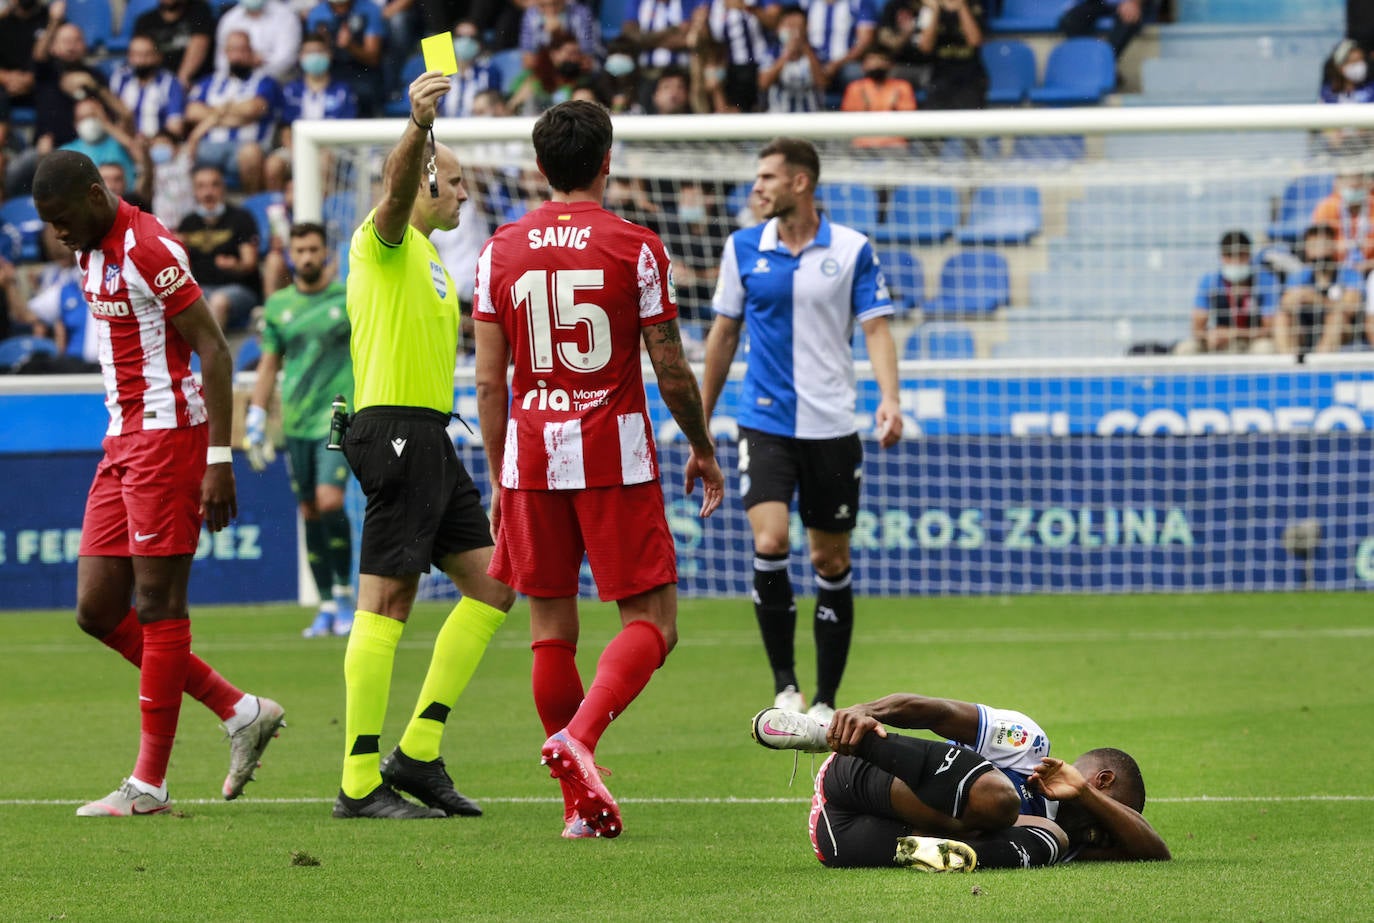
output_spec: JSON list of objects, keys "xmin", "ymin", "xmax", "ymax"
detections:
[
  {"xmin": 508, "ymin": 31, "xmax": 589, "ymax": 115},
  {"xmin": 1309, "ymin": 169, "xmax": 1374, "ymax": 273},
  {"xmin": 176, "ymin": 164, "xmax": 263, "ymax": 330},
  {"xmin": 60, "ymin": 98, "xmax": 139, "ymax": 191},
  {"xmin": 437, "ymin": 22, "xmax": 501, "ymax": 119},
  {"xmin": 266, "ymin": 35, "xmax": 359, "ymax": 192},
  {"xmin": 305, "ymin": 0, "xmax": 386, "ymax": 116},
  {"xmin": 149, "ymin": 129, "xmax": 195, "ymax": 229},
  {"xmin": 185, "ymin": 29, "xmax": 280, "ymax": 194},
  {"xmin": 110, "ymin": 34, "xmax": 187, "ymax": 141},
  {"xmin": 840, "ymin": 47, "xmax": 915, "ymax": 149},
  {"xmin": 601, "ymin": 37, "xmax": 647, "ymax": 113},
  {"xmin": 688, "ymin": 0, "xmax": 780, "ymax": 114},
  {"xmin": 760, "ymin": 6, "xmax": 824, "ymax": 113},
  {"xmin": 1321, "ymin": 38, "xmax": 1373, "ymax": 103},
  {"xmin": 133, "ymin": 0, "xmax": 217, "ymax": 88},
  {"xmin": 1318, "ymin": 40, "xmax": 1374, "ymax": 155},
  {"xmin": 1179, "ymin": 230, "xmax": 1279, "ymax": 355},
  {"xmin": 216, "ymin": 0, "xmax": 303, "ymax": 84},
  {"xmin": 1277, "ymin": 223, "xmax": 1365, "ymax": 355}
]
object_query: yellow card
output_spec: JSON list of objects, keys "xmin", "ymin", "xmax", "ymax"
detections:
[{"xmin": 420, "ymin": 32, "xmax": 459, "ymax": 76}]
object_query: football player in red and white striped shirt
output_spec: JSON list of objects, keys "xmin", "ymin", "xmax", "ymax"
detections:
[
  {"xmin": 33, "ymin": 151, "xmax": 284, "ymax": 818},
  {"xmin": 474, "ymin": 100, "xmax": 725, "ymax": 839}
]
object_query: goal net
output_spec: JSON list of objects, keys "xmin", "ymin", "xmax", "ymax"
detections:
[{"xmin": 295, "ymin": 106, "xmax": 1374, "ymax": 598}]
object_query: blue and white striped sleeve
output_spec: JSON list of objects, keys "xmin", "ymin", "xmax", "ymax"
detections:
[
  {"xmin": 712, "ymin": 234, "xmax": 745, "ymax": 320},
  {"xmin": 851, "ymin": 238, "xmax": 893, "ymax": 322}
]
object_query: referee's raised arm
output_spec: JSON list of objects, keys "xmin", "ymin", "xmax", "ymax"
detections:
[{"xmin": 373, "ymin": 71, "xmax": 451, "ymax": 246}]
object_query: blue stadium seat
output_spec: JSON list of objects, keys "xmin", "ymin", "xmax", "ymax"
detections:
[
  {"xmin": 929, "ymin": 251, "xmax": 1011, "ymax": 315},
  {"xmin": 65, "ymin": 0, "xmax": 113, "ymax": 50},
  {"xmin": 875, "ymin": 247, "xmax": 924, "ymax": 314},
  {"xmin": 0, "ymin": 197, "xmax": 45, "ymax": 264},
  {"xmin": 851, "ymin": 332, "xmax": 869, "ymax": 361},
  {"xmin": 1011, "ymin": 134, "xmax": 1086, "ymax": 161},
  {"xmin": 0, "ymin": 335, "xmax": 57, "ymax": 371},
  {"xmin": 876, "ymin": 184, "xmax": 959, "ymax": 245},
  {"xmin": 989, "ymin": 0, "xmax": 1065, "ymax": 32},
  {"xmin": 1267, "ymin": 174, "xmax": 1334, "ymax": 244},
  {"xmin": 107, "ymin": 0, "xmax": 158, "ymax": 52},
  {"xmin": 240, "ymin": 191, "xmax": 284, "ymax": 256},
  {"xmin": 1028, "ymin": 38, "xmax": 1116, "ymax": 106},
  {"xmin": 955, "ymin": 185, "xmax": 1042, "ymax": 245},
  {"xmin": 817, "ymin": 183, "xmax": 879, "ymax": 237},
  {"xmin": 910, "ymin": 322, "xmax": 977, "ymax": 360},
  {"xmin": 235, "ymin": 337, "xmax": 262, "ymax": 372},
  {"xmin": 489, "ymin": 48, "xmax": 527, "ymax": 95},
  {"xmin": 982, "ymin": 40, "xmax": 1037, "ymax": 106}
]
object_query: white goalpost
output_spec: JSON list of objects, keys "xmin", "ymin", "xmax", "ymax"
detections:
[{"xmin": 292, "ymin": 104, "xmax": 1374, "ymax": 597}]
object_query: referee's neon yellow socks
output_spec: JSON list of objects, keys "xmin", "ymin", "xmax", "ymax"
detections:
[
  {"xmin": 341, "ymin": 610, "xmax": 403, "ymax": 799},
  {"xmin": 398, "ymin": 597, "xmax": 507, "ymax": 762}
]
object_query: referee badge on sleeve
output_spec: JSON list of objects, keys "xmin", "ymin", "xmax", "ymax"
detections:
[{"xmin": 430, "ymin": 260, "xmax": 448, "ymax": 299}]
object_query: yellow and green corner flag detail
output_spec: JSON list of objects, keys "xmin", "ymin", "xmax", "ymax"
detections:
[{"xmin": 346, "ymin": 209, "xmax": 461, "ymax": 414}]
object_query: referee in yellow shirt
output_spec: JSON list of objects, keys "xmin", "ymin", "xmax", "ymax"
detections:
[{"xmin": 333, "ymin": 71, "xmax": 516, "ymax": 820}]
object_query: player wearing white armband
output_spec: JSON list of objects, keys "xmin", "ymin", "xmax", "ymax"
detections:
[
  {"xmin": 751, "ymin": 692, "xmax": 1171, "ymax": 870},
  {"xmin": 33, "ymin": 150, "xmax": 284, "ymax": 817},
  {"xmin": 702, "ymin": 137, "xmax": 903, "ymax": 724}
]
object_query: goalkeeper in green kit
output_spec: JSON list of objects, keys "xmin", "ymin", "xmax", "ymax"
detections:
[{"xmin": 244, "ymin": 221, "xmax": 357, "ymax": 637}]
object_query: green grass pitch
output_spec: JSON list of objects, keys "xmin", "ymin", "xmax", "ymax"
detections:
[{"xmin": 3, "ymin": 592, "xmax": 1371, "ymax": 921}]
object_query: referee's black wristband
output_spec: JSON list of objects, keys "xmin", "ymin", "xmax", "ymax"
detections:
[{"xmin": 411, "ymin": 112, "xmax": 433, "ymax": 131}]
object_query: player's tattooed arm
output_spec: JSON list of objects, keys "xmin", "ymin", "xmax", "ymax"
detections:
[
  {"xmin": 645, "ymin": 318, "xmax": 724, "ymax": 516},
  {"xmin": 644, "ymin": 318, "xmax": 713, "ymax": 455}
]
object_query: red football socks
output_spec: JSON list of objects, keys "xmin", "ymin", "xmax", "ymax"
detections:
[
  {"xmin": 532, "ymin": 638, "xmax": 584, "ymax": 819},
  {"xmin": 566, "ymin": 620, "xmax": 667, "ymax": 751},
  {"xmin": 100, "ymin": 608, "xmax": 243, "ymax": 721},
  {"xmin": 132, "ymin": 618, "xmax": 191, "ymax": 788}
]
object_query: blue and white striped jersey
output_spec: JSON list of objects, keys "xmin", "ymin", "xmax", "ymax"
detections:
[
  {"xmin": 109, "ymin": 66, "xmax": 186, "ymax": 139},
  {"xmin": 713, "ymin": 214, "xmax": 891, "ymax": 439},
  {"xmin": 802, "ymin": 0, "xmax": 878, "ymax": 64}
]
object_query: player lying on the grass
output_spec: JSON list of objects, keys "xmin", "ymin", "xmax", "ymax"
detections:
[{"xmin": 752, "ymin": 692, "xmax": 1170, "ymax": 871}]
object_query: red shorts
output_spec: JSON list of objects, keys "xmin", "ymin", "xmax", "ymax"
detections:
[
  {"xmin": 80, "ymin": 425, "xmax": 207, "ymax": 558},
  {"xmin": 490, "ymin": 481, "xmax": 677, "ymax": 601}
]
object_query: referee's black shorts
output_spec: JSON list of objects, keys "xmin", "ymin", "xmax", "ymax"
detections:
[
  {"xmin": 737, "ymin": 426, "xmax": 862, "ymax": 532},
  {"xmin": 342, "ymin": 406, "xmax": 492, "ymax": 577}
]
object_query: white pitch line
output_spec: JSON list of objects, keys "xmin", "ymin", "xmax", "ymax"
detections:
[
  {"xmin": 10, "ymin": 625, "xmax": 1374, "ymax": 656},
  {"xmin": 4, "ymin": 795, "xmax": 1372, "ymax": 807}
]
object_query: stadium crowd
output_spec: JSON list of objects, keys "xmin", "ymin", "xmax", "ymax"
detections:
[{"xmin": 1, "ymin": 0, "xmax": 1372, "ymax": 364}]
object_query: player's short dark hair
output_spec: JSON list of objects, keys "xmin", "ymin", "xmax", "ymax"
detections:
[
  {"xmin": 32, "ymin": 150, "xmax": 104, "ymax": 203},
  {"xmin": 1082, "ymin": 747, "xmax": 1146, "ymax": 812},
  {"xmin": 1219, "ymin": 229, "xmax": 1251, "ymax": 256},
  {"xmin": 758, "ymin": 137, "xmax": 820, "ymax": 190},
  {"xmin": 1304, "ymin": 223, "xmax": 1338, "ymax": 242},
  {"xmin": 532, "ymin": 100, "xmax": 613, "ymax": 194},
  {"xmin": 289, "ymin": 221, "xmax": 327, "ymax": 245}
]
